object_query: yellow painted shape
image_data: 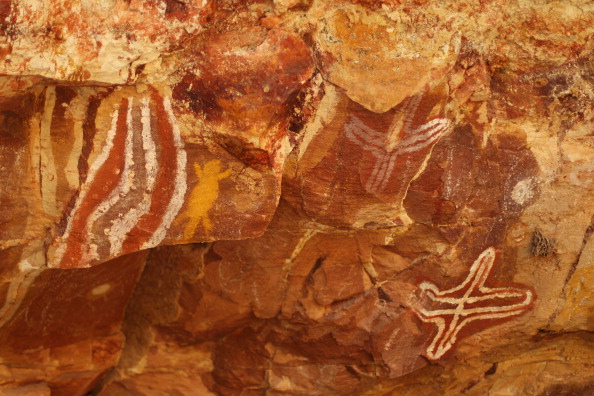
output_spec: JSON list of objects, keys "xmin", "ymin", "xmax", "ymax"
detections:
[{"xmin": 177, "ymin": 160, "xmax": 232, "ymax": 239}]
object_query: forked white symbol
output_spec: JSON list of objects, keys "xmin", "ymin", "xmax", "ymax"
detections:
[{"xmin": 345, "ymin": 93, "xmax": 450, "ymax": 194}]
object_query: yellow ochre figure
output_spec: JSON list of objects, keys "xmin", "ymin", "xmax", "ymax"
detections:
[{"xmin": 177, "ymin": 159, "xmax": 232, "ymax": 239}]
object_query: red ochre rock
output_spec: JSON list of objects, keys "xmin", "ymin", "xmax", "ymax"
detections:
[{"xmin": 1, "ymin": 0, "xmax": 594, "ymax": 394}]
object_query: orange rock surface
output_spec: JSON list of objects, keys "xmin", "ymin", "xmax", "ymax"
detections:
[{"xmin": 0, "ymin": 0, "xmax": 594, "ymax": 394}]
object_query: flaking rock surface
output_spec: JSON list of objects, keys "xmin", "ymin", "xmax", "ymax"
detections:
[{"xmin": 1, "ymin": 0, "xmax": 594, "ymax": 395}]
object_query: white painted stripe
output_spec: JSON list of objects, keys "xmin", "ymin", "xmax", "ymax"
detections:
[
  {"xmin": 386, "ymin": 93, "xmax": 422, "ymax": 149},
  {"xmin": 40, "ymin": 86, "xmax": 59, "ymax": 216},
  {"xmin": 144, "ymin": 95, "xmax": 187, "ymax": 249},
  {"xmin": 52, "ymin": 105, "xmax": 121, "ymax": 265},
  {"xmin": 377, "ymin": 152, "xmax": 398, "ymax": 192},
  {"xmin": 344, "ymin": 116, "xmax": 385, "ymax": 155},
  {"xmin": 367, "ymin": 119, "xmax": 447, "ymax": 193},
  {"xmin": 426, "ymin": 247, "xmax": 496, "ymax": 295},
  {"xmin": 422, "ymin": 288, "xmax": 528, "ymax": 305},
  {"xmin": 418, "ymin": 293, "xmax": 532, "ymax": 317},
  {"xmin": 345, "ymin": 102, "xmax": 449, "ymax": 194},
  {"xmin": 64, "ymin": 116, "xmax": 84, "ymax": 190},
  {"xmin": 368, "ymin": 120, "xmax": 447, "ymax": 192},
  {"xmin": 109, "ymin": 97, "xmax": 158, "ymax": 256},
  {"xmin": 84, "ymin": 97, "xmax": 136, "ymax": 261},
  {"xmin": 367, "ymin": 152, "xmax": 390, "ymax": 193},
  {"xmin": 424, "ymin": 297, "xmax": 532, "ymax": 359},
  {"xmin": 345, "ymin": 128, "xmax": 384, "ymax": 158},
  {"xmin": 347, "ymin": 115, "xmax": 385, "ymax": 141},
  {"xmin": 398, "ymin": 129, "xmax": 447, "ymax": 155},
  {"xmin": 402, "ymin": 93, "xmax": 423, "ymax": 136}
]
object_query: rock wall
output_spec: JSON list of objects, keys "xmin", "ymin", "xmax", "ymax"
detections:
[{"xmin": 0, "ymin": 0, "xmax": 593, "ymax": 395}]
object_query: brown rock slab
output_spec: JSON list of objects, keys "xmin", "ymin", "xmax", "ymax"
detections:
[{"xmin": 0, "ymin": 252, "xmax": 146, "ymax": 395}]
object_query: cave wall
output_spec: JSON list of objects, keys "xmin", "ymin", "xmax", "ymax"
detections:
[{"xmin": 0, "ymin": 0, "xmax": 594, "ymax": 395}]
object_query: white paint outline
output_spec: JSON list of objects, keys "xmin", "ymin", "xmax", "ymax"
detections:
[
  {"xmin": 345, "ymin": 109, "xmax": 450, "ymax": 193},
  {"xmin": 144, "ymin": 95, "xmax": 187, "ymax": 249},
  {"xmin": 84, "ymin": 97, "xmax": 135, "ymax": 260},
  {"xmin": 52, "ymin": 104, "xmax": 121, "ymax": 265},
  {"xmin": 413, "ymin": 247, "xmax": 533, "ymax": 360},
  {"xmin": 344, "ymin": 91, "xmax": 450, "ymax": 194},
  {"xmin": 108, "ymin": 97, "xmax": 158, "ymax": 256}
]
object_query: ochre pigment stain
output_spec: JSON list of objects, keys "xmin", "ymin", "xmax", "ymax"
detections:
[{"xmin": 175, "ymin": 159, "xmax": 231, "ymax": 238}]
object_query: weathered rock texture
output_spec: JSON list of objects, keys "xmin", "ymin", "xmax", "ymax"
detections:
[{"xmin": 1, "ymin": 0, "xmax": 594, "ymax": 395}]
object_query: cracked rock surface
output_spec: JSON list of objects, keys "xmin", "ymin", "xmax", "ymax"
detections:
[{"xmin": 0, "ymin": 0, "xmax": 594, "ymax": 395}]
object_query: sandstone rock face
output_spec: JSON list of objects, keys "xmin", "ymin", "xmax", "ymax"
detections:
[{"xmin": 0, "ymin": 0, "xmax": 594, "ymax": 395}]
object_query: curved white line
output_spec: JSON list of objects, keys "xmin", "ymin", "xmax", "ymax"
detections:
[
  {"xmin": 52, "ymin": 105, "xmax": 121, "ymax": 265},
  {"xmin": 377, "ymin": 152, "xmax": 398, "ymax": 192},
  {"xmin": 40, "ymin": 86, "xmax": 59, "ymax": 216},
  {"xmin": 109, "ymin": 97, "xmax": 158, "ymax": 256},
  {"xmin": 347, "ymin": 115, "xmax": 385, "ymax": 142},
  {"xmin": 144, "ymin": 95, "xmax": 187, "ymax": 249},
  {"xmin": 366, "ymin": 152, "xmax": 390, "ymax": 193},
  {"xmin": 398, "ymin": 119, "xmax": 450, "ymax": 150},
  {"xmin": 84, "ymin": 97, "xmax": 135, "ymax": 261},
  {"xmin": 0, "ymin": 260, "xmax": 43, "ymax": 328},
  {"xmin": 415, "ymin": 247, "xmax": 533, "ymax": 359}
]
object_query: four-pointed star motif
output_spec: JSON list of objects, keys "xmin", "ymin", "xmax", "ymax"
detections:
[{"xmin": 413, "ymin": 247, "xmax": 533, "ymax": 360}]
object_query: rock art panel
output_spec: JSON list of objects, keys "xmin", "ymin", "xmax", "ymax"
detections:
[
  {"xmin": 95, "ymin": 202, "xmax": 544, "ymax": 394},
  {"xmin": 0, "ymin": 14, "xmax": 315, "ymax": 268},
  {"xmin": 16, "ymin": 24, "xmax": 315, "ymax": 268},
  {"xmin": 284, "ymin": 83, "xmax": 452, "ymax": 228},
  {"xmin": 48, "ymin": 88, "xmax": 189, "ymax": 268},
  {"xmin": 176, "ymin": 159, "xmax": 232, "ymax": 238},
  {"xmin": 344, "ymin": 88, "xmax": 450, "ymax": 195},
  {"xmin": 36, "ymin": 81, "xmax": 305, "ymax": 268},
  {"xmin": 0, "ymin": 0, "xmax": 593, "ymax": 395},
  {"xmin": 412, "ymin": 247, "xmax": 534, "ymax": 360}
]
